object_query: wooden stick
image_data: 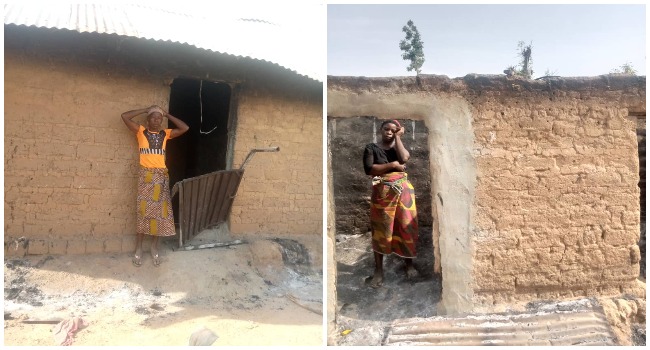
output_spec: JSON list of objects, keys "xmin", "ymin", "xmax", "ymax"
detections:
[
  {"xmin": 286, "ymin": 294, "xmax": 322, "ymax": 315},
  {"xmin": 21, "ymin": 319, "xmax": 63, "ymax": 324},
  {"xmin": 173, "ymin": 239, "xmax": 246, "ymax": 251}
]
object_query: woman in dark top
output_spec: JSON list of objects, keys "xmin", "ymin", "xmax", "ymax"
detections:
[{"xmin": 363, "ymin": 119, "xmax": 418, "ymax": 288}]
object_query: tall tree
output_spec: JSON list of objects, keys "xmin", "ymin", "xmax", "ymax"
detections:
[
  {"xmin": 399, "ymin": 20, "xmax": 425, "ymax": 75},
  {"xmin": 503, "ymin": 41, "xmax": 534, "ymax": 79},
  {"xmin": 517, "ymin": 41, "xmax": 533, "ymax": 79}
]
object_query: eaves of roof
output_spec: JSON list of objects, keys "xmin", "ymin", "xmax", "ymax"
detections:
[{"xmin": 3, "ymin": 4, "xmax": 323, "ymax": 83}]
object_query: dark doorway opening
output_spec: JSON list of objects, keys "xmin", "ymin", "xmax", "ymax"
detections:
[
  {"xmin": 167, "ymin": 78, "xmax": 232, "ymax": 221},
  {"xmin": 328, "ymin": 116, "xmax": 441, "ymax": 342}
]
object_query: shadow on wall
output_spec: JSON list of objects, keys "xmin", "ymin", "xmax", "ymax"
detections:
[{"xmin": 327, "ymin": 116, "xmax": 432, "ymax": 235}]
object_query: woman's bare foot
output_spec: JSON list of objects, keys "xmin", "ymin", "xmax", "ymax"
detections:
[
  {"xmin": 404, "ymin": 258, "xmax": 417, "ymax": 279},
  {"xmin": 369, "ymin": 270, "xmax": 383, "ymax": 288},
  {"xmin": 132, "ymin": 249, "xmax": 142, "ymax": 267},
  {"xmin": 406, "ymin": 265, "xmax": 418, "ymax": 279},
  {"xmin": 151, "ymin": 249, "xmax": 160, "ymax": 267}
]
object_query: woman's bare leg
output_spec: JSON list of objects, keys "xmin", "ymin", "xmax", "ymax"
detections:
[
  {"xmin": 370, "ymin": 252, "xmax": 384, "ymax": 288},
  {"xmin": 151, "ymin": 236, "xmax": 160, "ymax": 266}
]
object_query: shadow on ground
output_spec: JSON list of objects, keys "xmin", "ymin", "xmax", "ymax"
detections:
[{"xmin": 335, "ymin": 226, "xmax": 441, "ymax": 345}]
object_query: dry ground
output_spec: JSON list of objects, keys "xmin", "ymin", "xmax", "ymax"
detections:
[
  {"xmin": 3, "ymin": 233, "xmax": 323, "ymax": 346},
  {"xmin": 333, "ymin": 229, "xmax": 646, "ymax": 346},
  {"xmin": 334, "ymin": 227, "xmax": 441, "ymax": 345}
]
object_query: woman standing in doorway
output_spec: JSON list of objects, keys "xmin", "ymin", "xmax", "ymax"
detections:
[
  {"xmin": 363, "ymin": 119, "xmax": 418, "ymax": 288},
  {"xmin": 121, "ymin": 105, "xmax": 189, "ymax": 267}
]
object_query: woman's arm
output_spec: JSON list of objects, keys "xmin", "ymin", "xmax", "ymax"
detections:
[
  {"xmin": 393, "ymin": 127, "xmax": 410, "ymax": 163},
  {"xmin": 166, "ymin": 112, "xmax": 190, "ymax": 138},
  {"xmin": 121, "ymin": 108, "xmax": 148, "ymax": 133},
  {"xmin": 364, "ymin": 145, "xmax": 405, "ymax": 175},
  {"xmin": 367, "ymin": 161, "xmax": 405, "ymax": 176}
]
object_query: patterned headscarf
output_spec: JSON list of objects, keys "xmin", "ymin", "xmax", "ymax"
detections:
[{"xmin": 147, "ymin": 106, "xmax": 165, "ymax": 118}]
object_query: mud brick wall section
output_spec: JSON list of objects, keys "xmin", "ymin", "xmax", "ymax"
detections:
[
  {"xmin": 4, "ymin": 27, "xmax": 322, "ymax": 256},
  {"xmin": 229, "ymin": 93, "xmax": 323, "ymax": 235},
  {"xmin": 4, "ymin": 52, "xmax": 150, "ymax": 257},
  {"xmin": 468, "ymin": 77, "xmax": 645, "ymax": 305}
]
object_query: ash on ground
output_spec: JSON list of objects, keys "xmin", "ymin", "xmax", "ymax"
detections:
[
  {"xmin": 4, "ymin": 236, "xmax": 323, "ymax": 346},
  {"xmin": 335, "ymin": 226, "xmax": 440, "ymax": 346},
  {"xmin": 333, "ymin": 229, "xmax": 646, "ymax": 346}
]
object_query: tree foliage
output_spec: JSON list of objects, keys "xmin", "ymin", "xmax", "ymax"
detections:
[
  {"xmin": 504, "ymin": 41, "xmax": 534, "ymax": 79},
  {"xmin": 543, "ymin": 68, "xmax": 558, "ymax": 77},
  {"xmin": 517, "ymin": 41, "xmax": 533, "ymax": 78},
  {"xmin": 610, "ymin": 62, "xmax": 637, "ymax": 75},
  {"xmin": 399, "ymin": 20, "xmax": 425, "ymax": 75}
]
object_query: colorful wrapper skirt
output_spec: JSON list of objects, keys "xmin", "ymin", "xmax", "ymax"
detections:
[
  {"xmin": 370, "ymin": 172, "xmax": 418, "ymax": 258},
  {"xmin": 137, "ymin": 167, "xmax": 176, "ymax": 236}
]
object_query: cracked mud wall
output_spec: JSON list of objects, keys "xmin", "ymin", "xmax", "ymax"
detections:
[
  {"xmin": 328, "ymin": 74, "xmax": 645, "ymax": 312},
  {"xmin": 466, "ymin": 75, "xmax": 646, "ymax": 306}
]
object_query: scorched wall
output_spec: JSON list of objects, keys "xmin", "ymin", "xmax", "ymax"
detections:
[{"xmin": 328, "ymin": 74, "xmax": 645, "ymax": 313}]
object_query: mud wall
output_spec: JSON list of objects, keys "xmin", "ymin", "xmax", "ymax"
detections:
[
  {"xmin": 328, "ymin": 74, "xmax": 645, "ymax": 313},
  {"xmin": 230, "ymin": 91, "xmax": 322, "ymax": 236},
  {"xmin": 466, "ymin": 75, "xmax": 645, "ymax": 306},
  {"xmin": 4, "ymin": 26, "xmax": 322, "ymax": 256},
  {"xmin": 635, "ymin": 116, "xmax": 646, "ymax": 278},
  {"xmin": 326, "ymin": 146, "xmax": 337, "ymax": 345}
]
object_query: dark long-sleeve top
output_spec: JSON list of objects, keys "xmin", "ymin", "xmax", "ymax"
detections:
[{"xmin": 363, "ymin": 143, "xmax": 399, "ymax": 175}]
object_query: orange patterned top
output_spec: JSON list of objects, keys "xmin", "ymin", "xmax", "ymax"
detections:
[{"xmin": 136, "ymin": 125, "xmax": 173, "ymax": 168}]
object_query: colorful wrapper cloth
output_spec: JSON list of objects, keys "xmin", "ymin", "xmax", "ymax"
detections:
[
  {"xmin": 370, "ymin": 172, "xmax": 418, "ymax": 258},
  {"xmin": 137, "ymin": 167, "xmax": 175, "ymax": 236}
]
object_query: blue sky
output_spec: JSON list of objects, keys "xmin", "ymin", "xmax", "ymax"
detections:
[{"xmin": 327, "ymin": 4, "xmax": 646, "ymax": 78}]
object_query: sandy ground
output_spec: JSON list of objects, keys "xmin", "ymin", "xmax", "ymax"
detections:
[{"xmin": 3, "ymin": 234, "xmax": 323, "ymax": 346}]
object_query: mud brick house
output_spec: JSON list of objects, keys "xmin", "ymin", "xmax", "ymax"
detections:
[
  {"xmin": 4, "ymin": 5, "xmax": 323, "ymax": 256},
  {"xmin": 327, "ymin": 74, "xmax": 645, "ymax": 314}
]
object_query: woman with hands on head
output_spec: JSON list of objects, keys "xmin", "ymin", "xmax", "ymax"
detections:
[{"xmin": 121, "ymin": 105, "xmax": 189, "ymax": 267}]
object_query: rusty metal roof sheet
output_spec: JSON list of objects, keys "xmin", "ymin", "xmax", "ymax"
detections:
[
  {"xmin": 3, "ymin": 3, "xmax": 324, "ymax": 82},
  {"xmin": 386, "ymin": 304, "xmax": 616, "ymax": 346}
]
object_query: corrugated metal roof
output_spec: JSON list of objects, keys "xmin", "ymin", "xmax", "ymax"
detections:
[
  {"xmin": 386, "ymin": 308, "xmax": 616, "ymax": 346},
  {"xmin": 3, "ymin": 3, "xmax": 324, "ymax": 82}
]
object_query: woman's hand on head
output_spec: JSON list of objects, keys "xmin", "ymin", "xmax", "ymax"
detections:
[{"xmin": 396, "ymin": 127, "xmax": 405, "ymax": 137}]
